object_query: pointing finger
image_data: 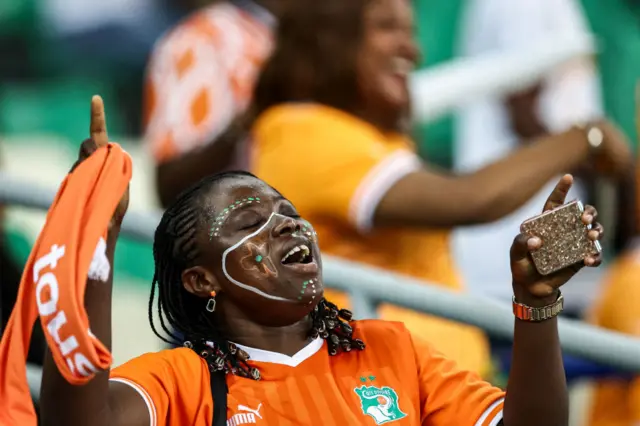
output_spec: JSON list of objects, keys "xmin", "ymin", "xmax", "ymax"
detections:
[
  {"xmin": 90, "ymin": 95, "xmax": 108, "ymax": 147},
  {"xmin": 543, "ymin": 174, "xmax": 573, "ymax": 212}
]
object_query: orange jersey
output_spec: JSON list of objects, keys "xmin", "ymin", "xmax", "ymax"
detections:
[
  {"xmin": 0, "ymin": 144, "xmax": 132, "ymax": 426},
  {"xmin": 251, "ymin": 104, "xmax": 490, "ymax": 374},
  {"xmin": 586, "ymin": 247, "xmax": 640, "ymax": 426},
  {"xmin": 111, "ymin": 320, "xmax": 504, "ymax": 425},
  {"xmin": 143, "ymin": 1, "xmax": 274, "ymax": 165}
]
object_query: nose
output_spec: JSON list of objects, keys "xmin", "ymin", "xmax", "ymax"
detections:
[{"xmin": 272, "ymin": 216, "xmax": 300, "ymax": 237}]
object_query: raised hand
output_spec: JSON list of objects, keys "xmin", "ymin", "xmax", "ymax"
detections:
[
  {"xmin": 510, "ymin": 174, "xmax": 603, "ymax": 305},
  {"xmin": 72, "ymin": 95, "xmax": 130, "ymax": 228}
]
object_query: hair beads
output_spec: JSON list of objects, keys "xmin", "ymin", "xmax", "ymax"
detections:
[
  {"xmin": 310, "ymin": 300, "xmax": 364, "ymax": 357},
  {"xmin": 184, "ymin": 340, "xmax": 261, "ymax": 380},
  {"xmin": 209, "ymin": 197, "xmax": 261, "ymax": 239},
  {"xmin": 182, "ymin": 299, "xmax": 364, "ymax": 379}
]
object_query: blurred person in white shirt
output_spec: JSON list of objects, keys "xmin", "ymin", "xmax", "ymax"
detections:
[{"xmin": 453, "ymin": 0, "xmax": 619, "ymax": 304}]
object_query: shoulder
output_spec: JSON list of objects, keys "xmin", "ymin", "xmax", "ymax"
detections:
[
  {"xmin": 352, "ymin": 319, "xmax": 415, "ymax": 348},
  {"xmin": 254, "ymin": 103, "xmax": 379, "ymax": 141},
  {"xmin": 112, "ymin": 347, "xmax": 207, "ymax": 380},
  {"xmin": 110, "ymin": 349, "xmax": 213, "ymax": 425},
  {"xmin": 352, "ymin": 320, "xmax": 444, "ymax": 360},
  {"xmin": 348, "ymin": 320, "xmax": 430, "ymax": 381}
]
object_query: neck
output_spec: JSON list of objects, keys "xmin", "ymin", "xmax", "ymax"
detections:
[
  {"xmin": 216, "ymin": 302, "xmax": 313, "ymax": 357},
  {"xmin": 353, "ymin": 105, "xmax": 407, "ymax": 135}
]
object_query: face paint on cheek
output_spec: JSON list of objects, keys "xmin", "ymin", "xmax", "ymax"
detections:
[
  {"xmin": 239, "ymin": 242, "xmax": 278, "ymax": 278},
  {"xmin": 221, "ymin": 212, "xmax": 291, "ymax": 301},
  {"xmin": 297, "ymin": 278, "xmax": 319, "ymax": 304}
]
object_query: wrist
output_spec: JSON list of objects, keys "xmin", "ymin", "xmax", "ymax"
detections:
[
  {"xmin": 513, "ymin": 287, "xmax": 560, "ymax": 308},
  {"xmin": 513, "ymin": 290, "xmax": 564, "ymax": 322},
  {"xmin": 573, "ymin": 121, "xmax": 604, "ymax": 159},
  {"xmin": 107, "ymin": 222, "xmax": 122, "ymax": 240}
]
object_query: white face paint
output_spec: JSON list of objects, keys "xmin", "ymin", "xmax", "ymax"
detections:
[{"xmin": 221, "ymin": 212, "xmax": 291, "ymax": 301}]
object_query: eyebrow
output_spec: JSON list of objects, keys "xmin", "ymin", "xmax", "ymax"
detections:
[
  {"xmin": 209, "ymin": 198, "xmax": 261, "ymax": 239},
  {"xmin": 215, "ymin": 195, "xmax": 288, "ymax": 222},
  {"xmin": 221, "ymin": 200, "xmax": 259, "ymax": 217},
  {"xmin": 231, "ymin": 195, "xmax": 289, "ymax": 213}
]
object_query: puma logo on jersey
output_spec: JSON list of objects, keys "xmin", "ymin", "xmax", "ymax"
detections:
[
  {"xmin": 227, "ymin": 403, "xmax": 262, "ymax": 425},
  {"xmin": 239, "ymin": 404, "xmax": 262, "ymax": 419}
]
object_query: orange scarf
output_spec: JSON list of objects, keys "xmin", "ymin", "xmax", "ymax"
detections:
[{"xmin": 0, "ymin": 144, "xmax": 131, "ymax": 426}]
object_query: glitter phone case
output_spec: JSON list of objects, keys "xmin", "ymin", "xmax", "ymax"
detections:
[{"xmin": 520, "ymin": 200, "xmax": 602, "ymax": 276}]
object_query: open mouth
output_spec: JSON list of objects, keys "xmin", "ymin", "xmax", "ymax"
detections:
[
  {"xmin": 390, "ymin": 56, "xmax": 415, "ymax": 78},
  {"xmin": 281, "ymin": 244, "xmax": 313, "ymax": 265}
]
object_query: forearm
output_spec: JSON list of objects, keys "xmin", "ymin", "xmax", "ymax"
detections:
[
  {"xmin": 613, "ymin": 171, "xmax": 638, "ymax": 252},
  {"xmin": 465, "ymin": 128, "xmax": 590, "ymax": 223},
  {"xmin": 157, "ymin": 136, "xmax": 239, "ymax": 207},
  {"xmin": 503, "ymin": 293, "xmax": 567, "ymax": 426},
  {"xmin": 40, "ymin": 228, "xmax": 119, "ymax": 426}
]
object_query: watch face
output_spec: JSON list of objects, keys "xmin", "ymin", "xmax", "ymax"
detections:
[{"xmin": 587, "ymin": 127, "xmax": 604, "ymax": 148}]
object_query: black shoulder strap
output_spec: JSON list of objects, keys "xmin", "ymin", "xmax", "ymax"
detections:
[{"xmin": 210, "ymin": 370, "xmax": 228, "ymax": 426}]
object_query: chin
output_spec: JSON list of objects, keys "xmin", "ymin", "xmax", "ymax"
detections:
[
  {"xmin": 375, "ymin": 96, "xmax": 410, "ymax": 130},
  {"xmin": 384, "ymin": 94, "xmax": 410, "ymax": 114},
  {"xmin": 260, "ymin": 308, "xmax": 314, "ymax": 328}
]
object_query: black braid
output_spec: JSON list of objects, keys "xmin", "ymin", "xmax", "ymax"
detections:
[
  {"xmin": 148, "ymin": 171, "xmax": 365, "ymax": 380},
  {"xmin": 309, "ymin": 299, "xmax": 365, "ymax": 355}
]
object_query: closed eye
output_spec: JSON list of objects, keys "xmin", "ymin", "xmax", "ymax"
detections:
[
  {"xmin": 234, "ymin": 210, "xmax": 265, "ymax": 231},
  {"xmin": 240, "ymin": 219, "xmax": 264, "ymax": 231},
  {"xmin": 280, "ymin": 204, "xmax": 300, "ymax": 219}
]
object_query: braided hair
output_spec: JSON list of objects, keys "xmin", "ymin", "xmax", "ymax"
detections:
[{"xmin": 148, "ymin": 171, "xmax": 365, "ymax": 379}]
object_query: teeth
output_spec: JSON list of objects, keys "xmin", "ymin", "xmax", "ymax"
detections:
[
  {"xmin": 391, "ymin": 57, "xmax": 414, "ymax": 76},
  {"xmin": 282, "ymin": 245, "xmax": 310, "ymax": 263}
]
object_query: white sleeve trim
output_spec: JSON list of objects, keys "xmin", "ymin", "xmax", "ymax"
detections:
[
  {"xmin": 110, "ymin": 378, "xmax": 157, "ymax": 426},
  {"xmin": 474, "ymin": 397, "xmax": 504, "ymax": 426},
  {"xmin": 347, "ymin": 150, "xmax": 422, "ymax": 232}
]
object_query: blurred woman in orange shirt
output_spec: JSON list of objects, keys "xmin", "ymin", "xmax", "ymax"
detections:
[{"xmin": 249, "ymin": 0, "xmax": 630, "ymax": 375}]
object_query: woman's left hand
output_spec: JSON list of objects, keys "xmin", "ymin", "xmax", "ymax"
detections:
[{"xmin": 509, "ymin": 174, "xmax": 604, "ymax": 306}]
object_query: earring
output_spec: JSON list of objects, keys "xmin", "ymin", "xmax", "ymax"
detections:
[{"xmin": 206, "ymin": 290, "xmax": 217, "ymax": 312}]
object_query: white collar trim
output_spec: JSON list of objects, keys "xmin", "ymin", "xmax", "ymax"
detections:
[{"xmin": 233, "ymin": 338, "xmax": 324, "ymax": 367}]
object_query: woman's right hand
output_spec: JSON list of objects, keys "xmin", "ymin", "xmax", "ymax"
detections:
[{"xmin": 72, "ymin": 96, "xmax": 130, "ymax": 229}]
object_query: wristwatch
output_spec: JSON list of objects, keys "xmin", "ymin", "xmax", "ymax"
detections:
[
  {"xmin": 513, "ymin": 292, "xmax": 564, "ymax": 322},
  {"xmin": 575, "ymin": 122, "xmax": 604, "ymax": 152}
]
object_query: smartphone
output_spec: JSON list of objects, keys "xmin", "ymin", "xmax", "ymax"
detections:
[{"xmin": 520, "ymin": 200, "xmax": 602, "ymax": 276}]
